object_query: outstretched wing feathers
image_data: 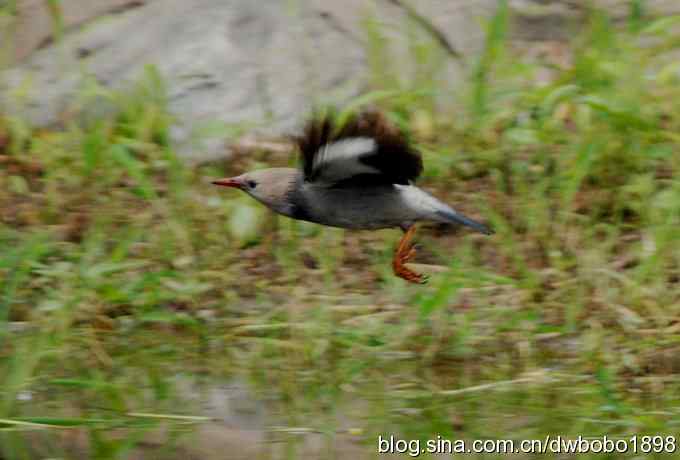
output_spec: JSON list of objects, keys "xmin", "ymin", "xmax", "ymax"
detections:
[
  {"xmin": 311, "ymin": 137, "xmax": 379, "ymax": 183},
  {"xmin": 295, "ymin": 110, "xmax": 423, "ymax": 186}
]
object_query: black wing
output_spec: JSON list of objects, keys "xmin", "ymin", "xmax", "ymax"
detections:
[{"xmin": 294, "ymin": 109, "xmax": 423, "ymax": 186}]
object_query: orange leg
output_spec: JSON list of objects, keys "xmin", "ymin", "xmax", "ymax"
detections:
[{"xmin": 392, "ymin": 226, "xmax": 427, "ymax": 284}]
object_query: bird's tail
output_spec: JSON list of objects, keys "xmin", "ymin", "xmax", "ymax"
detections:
[{"xmin": 435, "ymin": 209, "xmax": 494, "ymax": 235}]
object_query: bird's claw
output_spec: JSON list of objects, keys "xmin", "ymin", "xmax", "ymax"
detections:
[
  {"xmin": 394, "ymin": 262, "xmax": 428, "ymax": 284},
  {"xmin": 393, "ymin": 226, "xmax": 427, "ymax": 284},
  {"xmin": 410, "ymin": 271, "xmax": 429, "ymax": 284}
]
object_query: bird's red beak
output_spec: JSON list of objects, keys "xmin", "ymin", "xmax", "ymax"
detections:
[{"xmin": 212, "ymin": 177, "xmax": 243, "ymax": 189}]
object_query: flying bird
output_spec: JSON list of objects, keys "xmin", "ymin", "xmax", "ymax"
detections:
[{"xmin": 213, "ymin": 110, "xmax": 493, "ymax": 283}]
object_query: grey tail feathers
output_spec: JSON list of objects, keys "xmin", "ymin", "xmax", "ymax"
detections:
[{"xmin": 436, "ymin": 210, "xmax": 494, "ymax": 235}]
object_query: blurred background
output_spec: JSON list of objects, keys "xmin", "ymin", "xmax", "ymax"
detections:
[{"xmin": 1, "ymin": 0, "xmax": 679, "ymax": 458}]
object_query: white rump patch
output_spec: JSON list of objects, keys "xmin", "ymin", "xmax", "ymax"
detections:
[{"xmin": 395, "ymin": 184, "xmax": 447, "ymax": 214}]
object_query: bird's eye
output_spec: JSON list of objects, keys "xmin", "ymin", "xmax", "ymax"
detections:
[{"xmin": 246, "ymin": 180, "xmax": 257, "ymax": 189}]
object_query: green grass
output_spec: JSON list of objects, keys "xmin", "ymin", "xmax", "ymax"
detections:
[{"xmin": 1, "ymin": 3, "xmax": 680, "ymax": 459}]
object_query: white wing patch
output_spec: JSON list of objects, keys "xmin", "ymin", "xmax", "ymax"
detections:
[{"xmin": 311, "ymin": 137, "xmax": 379, "ymax": 183}]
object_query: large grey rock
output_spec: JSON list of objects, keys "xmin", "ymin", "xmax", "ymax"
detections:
[{"xmin": 2, "ymin": 0, "xmax": 679, "ymax": 160}]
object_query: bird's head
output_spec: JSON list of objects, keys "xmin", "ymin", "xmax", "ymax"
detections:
[{"xmin": 212, "ymin": 168, "xmax": 298, "ymax": 215}]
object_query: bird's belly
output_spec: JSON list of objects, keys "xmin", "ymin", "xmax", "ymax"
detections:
[
  {"xmin": 301, "ymin": 187, "xmax": 412, "ymax": 230},
  {"xmin": 310, "ymin": 214, "xmax": 398, "ymax": 230}
]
